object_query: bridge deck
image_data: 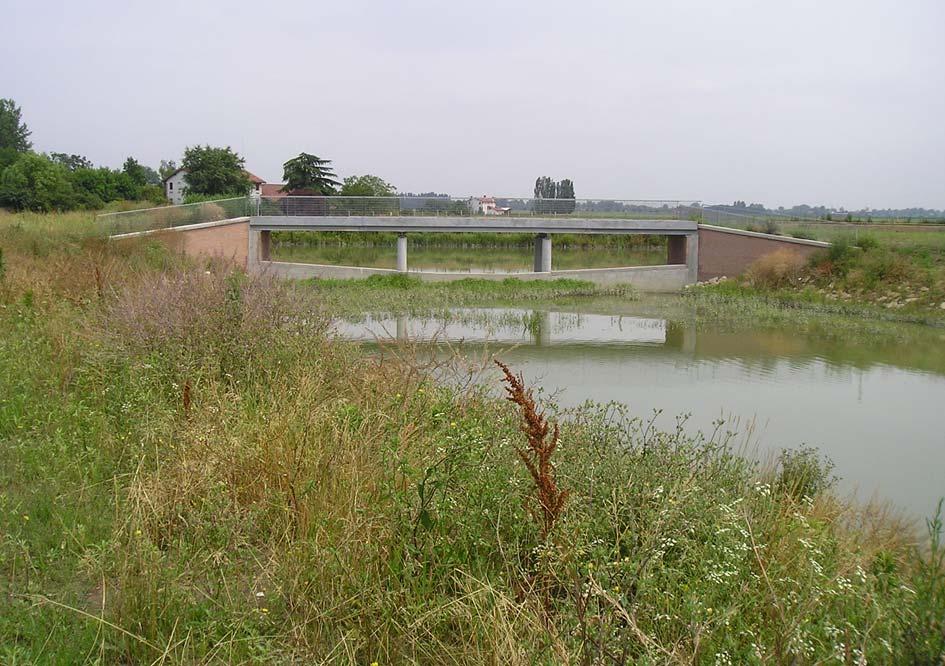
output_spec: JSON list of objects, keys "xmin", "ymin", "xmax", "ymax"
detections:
[{"xmin": 249, "ymin": 215, "xmax": 698, "ymax": 235}]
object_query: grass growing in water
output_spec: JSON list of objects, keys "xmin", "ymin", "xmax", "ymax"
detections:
[
  {"xmin": 313, "ymin": 273, "xmax": 638, "ymax": 316},
  {"xmin": 0, "ymin": 211, "xmax": 943, "ymax": 662}
]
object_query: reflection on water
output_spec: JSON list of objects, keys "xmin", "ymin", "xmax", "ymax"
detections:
[
  {"xmin": 273, "ymin": 244, "xmax": 666, "ymax": 273},
  {"xmin": 337, "ymin": 308, "xmax": 945, "ymax": 518}
]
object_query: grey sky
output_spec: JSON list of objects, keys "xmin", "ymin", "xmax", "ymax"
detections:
[{"xmin": 3, "ymin": 0, "xmax": 943, "ymax": 209}]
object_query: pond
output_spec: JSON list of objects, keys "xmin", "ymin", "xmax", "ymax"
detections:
[
  {"xmin": 335, "ymin": 300, "xmax": 945, "ymax": 519},
  {"xmin": 272, "ymin": 243, "xmax": 667, "ymax": 273}
]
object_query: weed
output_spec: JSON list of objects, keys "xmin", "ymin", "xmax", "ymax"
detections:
[
  {"xmin": 744, "ymin": 249, "xmax": 807, "ymax": 289},
  {"xmin": 776, "ymin": 445, "xmax": 838, "ymax": 500},
  {"xmin": 496, "ymin": 360, "xmax": 568, "ymax": 543}
]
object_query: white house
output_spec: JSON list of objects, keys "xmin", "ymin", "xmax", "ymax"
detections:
[
  {"xmin": 164, "ymin": 169, "xmax": 266, "ymax": 205},
  {"xmin": 164, "ymin": 169, "xmax": 189, "ymax": 205},
  {"xmin": 470, "ymin": 195, "xmax": 511, "ymax": 216}
]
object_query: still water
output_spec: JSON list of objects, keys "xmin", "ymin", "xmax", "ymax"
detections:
[
  {"xmin": 273, "ymin": 244, "xmax": 666, "ymax": 273},
  {"xmin": 336, "ymin": 305, "xmax": 945, "ymax": 518}
]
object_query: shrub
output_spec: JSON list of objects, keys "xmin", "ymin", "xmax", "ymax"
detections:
[
  {"xmin": 744, "ymin": 249, "xmax": 807, "ymax": 289},
  {"xmin": 857, "ymin": 233, "xmax": 879, "ymax": 250},
  {"xmin": 827, "ymin": 234, "xmax": 856, "ymax": 264},
  {"xmin": 0, "ymin": 153, "xmax": 75, "ymax": 211},
  {"xmin": 776, "ymin": 445, "xmax": 838, "ymax": 500},
  {"xmin": 790, "ymin": 229, "xmax": 816, "ymax": 240},
  {"xmin": 859, "ymin": 251, "xmax": 912, "ymax": 285},
  {"xmin": 763, "ymin": 219, "xmax": 781, "ymax": 235}
]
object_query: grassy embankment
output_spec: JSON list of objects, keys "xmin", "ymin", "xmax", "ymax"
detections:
[
  {"xmin": 1, "ymin": 210, "xmax": 944, "ymax": 663},
  {"xmin": 694, "ymin": 225, "xmax": 945, "ymax": 326}
]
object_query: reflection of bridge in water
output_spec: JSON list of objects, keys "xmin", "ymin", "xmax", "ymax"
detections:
[{"xmin": 342, "ymin": 310, "xmax": 698, "ymax": 354}]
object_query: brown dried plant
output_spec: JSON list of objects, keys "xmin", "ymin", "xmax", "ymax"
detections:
[{"xmin": 496, "ymin": 360, "xmax": 568, "ymax": 542}]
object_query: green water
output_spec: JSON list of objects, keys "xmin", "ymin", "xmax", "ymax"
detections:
[
  {"xmin": 337, "ymin": 298, "xmax": 945, "ymax": 518},
  {"xmin": 272, "ymin": 243, "xmax": 667, "ymax": 273}
]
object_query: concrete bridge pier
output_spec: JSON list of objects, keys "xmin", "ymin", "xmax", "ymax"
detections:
[
  {"xmin": 396, "ymin": 233, "xmax": 408, "ymax": 272},
  {"xmin": 533, "ymin": 233, "xmax": 552, "ymax": 272}
]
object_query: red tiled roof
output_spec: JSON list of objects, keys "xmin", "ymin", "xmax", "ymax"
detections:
[
  {"xmin": 163, "ymin": 168, "xmax": 266, "ymax": 185},
  {"xmin": 261, "ymin": 183, "xmax": 320, "ymax": 197}
]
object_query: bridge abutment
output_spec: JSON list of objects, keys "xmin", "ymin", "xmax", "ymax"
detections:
[{"xmin": 667, "ymin": 233, "xmax": 699, "ymax": 284}]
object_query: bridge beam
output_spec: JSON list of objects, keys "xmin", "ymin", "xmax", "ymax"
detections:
[
  {"xmin": 533, "ymin": 233, "xmax": 552, "ymax": 272},
  {"xmin": 396, "ymin": 233, "xmax": 408, "ymax": 272}
]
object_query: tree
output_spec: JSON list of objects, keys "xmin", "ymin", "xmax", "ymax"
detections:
[
  {"xmin": 0, "ymin": 153, "xmax": 74, "ymax": 211},
  {"xmin": 159, "ymin": 159, "xmax": 178, "ymax": 180},
  {"xmin": 282, "ymin": 153, "xmax": 341, "ymax": 194},
  {"xmin": 533, "ymin": 176, "xmax": 575, "ymax": 214},
  {"xmin": 339, "ymin": 174, "xmax": 396, "ymax": 197},
  {"xmin": 122, "ymin": 157, "xmax": 160, "ymax": 186},
  {"xmin": 181, "ymin": 145, "xmax": 251, "ymax": 197},
  {"xmin": 534, "ymin": 176, "xmax": 557, "ymax": 200},
  {"xmin": 0, "ymin": 99, "xmax": 32, "ymax": 153},
  {"xmin": 50, "ymin": 153, "xmax": 94, "ymax": 171}
]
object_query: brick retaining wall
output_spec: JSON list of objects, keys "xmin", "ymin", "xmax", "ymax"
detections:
[{"xmin": 697, "ymin": 224, "xmax": 829, "ymax": 281}]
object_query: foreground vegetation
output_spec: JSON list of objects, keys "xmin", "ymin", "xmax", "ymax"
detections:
[{"xmin": 1, "ymin": 212, "xmax": 944, "ymax": 663}]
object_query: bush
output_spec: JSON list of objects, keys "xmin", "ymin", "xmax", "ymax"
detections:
[
  {"xmin": 763, "ymin": 219, "xmax": 781, "ymax": 235},
  {"xmin": 0, "ymin": 153, "xmax": 75, "ymax": 211},
  {"xmin": 790, "ymin": 229, "xmax": 816, "ymax": 240},
  {"xmin": 744, "ymin": 249, "xmax": 807, "ymax": 289},
  {"xmin": 857, "ymin": 233, "xmax": 879, "ymax": 250},
  {"xmin": 776, "ymin": 445, "xmax": 838, "ymax": 500}
]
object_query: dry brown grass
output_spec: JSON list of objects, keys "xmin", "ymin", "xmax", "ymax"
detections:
[{"xmin": 744, "ymin": 249, "xmax": 808, "ymax": 289}]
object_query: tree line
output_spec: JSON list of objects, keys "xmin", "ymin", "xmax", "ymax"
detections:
[
  {"xmin": 0, "ymin": 99, "xmax": 399, "ymax": 212},
  {"xmin": 0, "ymin": 99, "xmax": 166, "ymax": 211}
]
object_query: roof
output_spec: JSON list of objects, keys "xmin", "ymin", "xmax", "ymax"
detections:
[
  {"xmin": 261, "ymin": 183, "xmax": 287, "ymax": 197},
  {"xmin": 162, "ymin": 168, "xmax": 266, "ymax": 185},
  {"xmin": 261, "ymin": 183, "xmax": 322, "ymax": 197},
  {"xmin": 162, "ymin": 167, "xmax": 186, "ymax": 183}
]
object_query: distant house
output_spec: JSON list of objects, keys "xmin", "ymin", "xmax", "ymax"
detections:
[
  {"xmin": 471, "ymin": 195, "xmax": 511, "ymax": 216},
  {"xmin": 163, "ymin": 169, "xmax": 266, "ymax": 204},
  {"xmin": 259, "ymin": 183, "xmax": 320, "ymax": 198}
]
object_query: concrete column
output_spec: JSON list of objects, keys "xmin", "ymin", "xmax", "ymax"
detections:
[
  {"xmin": 396, "ymin": 233, "xmax": 408, "ymax": 272},
  {"xmin": 533, "ymin": 235, "xmax": 542, "ymax": 272},
  {"xmin": 686, "ymin": 232, "xmax": 699, "ymax": 284},
  {"xmin": 537, "ymin": 233, "xmax": 552, "ymax": 272}
]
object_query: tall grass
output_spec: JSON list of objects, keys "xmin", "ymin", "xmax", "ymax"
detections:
[{"xmin": 1, "ymin": 211, "xmax": 943, "ymax": 662}]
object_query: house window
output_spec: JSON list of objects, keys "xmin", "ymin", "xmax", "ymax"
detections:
[{"xmin": 169, "ymin": 182, "xmax": 173, "ymax": 190}]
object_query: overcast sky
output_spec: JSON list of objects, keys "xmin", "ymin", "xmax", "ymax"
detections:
[{"xmin": 3, "ymin": 0, "xmax": 943, "ymax": 209}]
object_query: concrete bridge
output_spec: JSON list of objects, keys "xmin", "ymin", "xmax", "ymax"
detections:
[{"xmin": 102, "ymin": 195, "xmax": 830, "ymax": 291}]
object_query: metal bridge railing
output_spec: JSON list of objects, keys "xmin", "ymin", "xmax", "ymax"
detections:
[
  {"xmin": 96, "ymin": 196, "xmax": 705, "ymax": 235},
  {"xmin": 96, "ymin": 197, "xmax": 255, "ymax": 235},
  {"xmin": 256, "ymin": 196, "xmax": 703, "ymax": 220}
]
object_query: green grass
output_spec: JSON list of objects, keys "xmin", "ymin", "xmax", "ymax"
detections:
[
  {"xmin": 1, "ymin": 210, "xmax": 944, "ymax": 663},
  {"xmin": 312, "ymin": 273, "xmax": 638, "ymax": 316},
  {"xmin": 273, "ymin": 229, "xmax": 668, "ymax": 250},
  {"xmin": 704, "ymin": 227, "xmax": 945, "ymax": 322}
]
